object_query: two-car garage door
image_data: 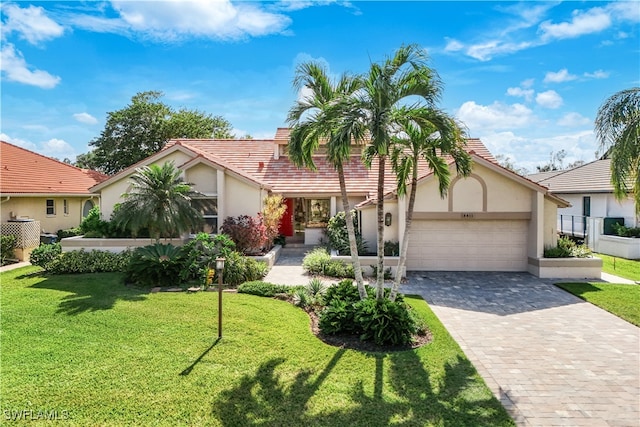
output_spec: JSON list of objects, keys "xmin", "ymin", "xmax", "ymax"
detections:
[{"xmin": 406, "ymin": 220, "xmax": 528, "ymax": 271}]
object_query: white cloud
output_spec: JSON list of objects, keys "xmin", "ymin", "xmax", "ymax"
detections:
[
  {"xmin": 584, "ymin": 69, "xmax": 609, "ymax": 79},
  {"xmin": 466, "ymin": 40, "xmax": 532, "ymax": 61},
  {"xmin": 557, "ymin": 112, "xmax": 590, "ymax": 127},
  {"xmin": 539, "ymin": 7, "xmax": 611, "ymax": 40},
  {"xmin": 73, "ymin": 112, "xmax": 98, "ymax": 125},
  {"xmin": 444, "ymin": 38, "xmax": 464, "ymax": 52},
  {"xmin": 544, "ymin": 68, "xmax": 577, "ymax": 83},
  {"xmin": 456, "ymin": 101, "xmax": 536, "ymax": 132},
  {"xmin": 521, "ymin": 78, "xmax": 535, "ymax": 88},
  {"xmin": 0, "ymin": 133, "xmax": 37, "ymax": 151},
  {"xmin": 506, "ymin": 87, "xmax": 535, "ymax": 102},
  {"xmin": 536, "ymin": 90, "xmax": 563, "ymax": 109},
  {"xmin": 102, "ymin": 0, "xmax": 291, "ymax": 41},
  {"xmin": 41, "ymin": 138, "xmax": 75, "ymax": 159},
  {"xmin": 1, "ymin": 4, "xmax": 64, "ymax": 45},
  {"xmin": 0, "ymin": 43, "xmax": 61, "ymax": 89}
]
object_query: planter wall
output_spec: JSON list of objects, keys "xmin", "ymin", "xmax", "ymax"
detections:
[
  {"xmin": 528, "ymin": 256, "xmax": 602, "ymax": 279},
  {"xmin": 593, "ymin": 235, "xmax": 640, "ymax": 260}
]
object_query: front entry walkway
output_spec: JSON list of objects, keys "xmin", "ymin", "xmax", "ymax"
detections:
[{"xmin": 401, "ymin": 272, "xmax": 639, "ymax": 427}]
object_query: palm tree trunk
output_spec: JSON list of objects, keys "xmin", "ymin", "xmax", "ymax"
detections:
[
  {"xmin": 376, "ymin": 154, "xmax": 386, "ymax": 299},
  {"xmin": 389, "ymin": 172, "xmax": 418, "ymax": 301},
  {"xmin": 337, "ymin": 163, "xmax": 367, "ymax": 300}
]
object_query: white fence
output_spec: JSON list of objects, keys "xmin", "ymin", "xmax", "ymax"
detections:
[{"xmin": 586, "ymin": 217, "xmax": 640, "ymax": 259}]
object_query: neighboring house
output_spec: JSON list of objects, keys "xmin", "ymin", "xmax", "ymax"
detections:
[
  {"xmin": 92, "ymin": 128, "xmax": 568, "ymax": 276},
  {"xmin": 0, "ymin": 141, "xmax": 106, "ymax": 234},
  {"xmin": 528, "ymin": 159, "xmax": 636, "ymax": 237}
]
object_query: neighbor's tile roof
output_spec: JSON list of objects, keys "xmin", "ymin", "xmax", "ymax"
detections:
[
  {"xmin": 0, "ymin": 141, "xmax": 107, "ymax": 195},
  {"xmin": 168, "ymin": 132, "xmax": 498, "ymax": 196},
  {"xmin": 530, "ymin": 159, "xmax": 614, "ymax": 193}
]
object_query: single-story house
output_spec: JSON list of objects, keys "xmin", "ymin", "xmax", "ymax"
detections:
[
  {"xmin": 528, "ymin": 159, "xmax": 636, "ymax": 237},
  {"xmin": 91, "ymin": 128, "xmax": 571, "ymax": 276},
  {"xmin": 0, "ymin": 140, "xmax": 106, "ymax": 234}
]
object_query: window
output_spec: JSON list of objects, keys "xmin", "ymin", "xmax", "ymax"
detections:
[
  {"xmin": 63, "ymin": 199, "xmax": 69, "ymax": 215},
  {"xmin": 307, "ymin": 199, "xmax": 330, "ymax": 228},
  {"xmin": 194, "ymin": 198, "xmax": 218, "ymax": 234},
  {"xmin": 46, "ymin": 199, "xmax": 55, "ymax": 216}
]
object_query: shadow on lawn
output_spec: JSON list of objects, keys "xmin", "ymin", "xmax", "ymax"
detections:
[
  {"xmin": 29, "ymin": 272, "xmax": 148, "ymax": 315},
  {"xmin": 211, "ymin": 349, "xmax": 510, "ymax": 427}
]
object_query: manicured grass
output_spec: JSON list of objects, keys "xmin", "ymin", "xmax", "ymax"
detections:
[
  {"xmin": 1, "ymin": 266, "xmax": 514, "ymax": 426},
  {"xmin": 556, "ymin": 282, "xmax": 640, "ymax": 326},
  {"xmin": 596, "ymin": 253, "xmax": 640, "ymax": 282}
]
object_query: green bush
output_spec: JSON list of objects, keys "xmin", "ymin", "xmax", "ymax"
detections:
[
  {"xmin": 237, "ymin": 281, "xmax": 292, "ymax": 297},
  {"xmin": 544, "ymin": 236, "xmax": 592, "ymax": 258},
  {"xmin": 612, "ymin": 223, "xmax": 640, "ymax": 238},
  {"xmin": 326, "ymin": 211, "xmax": 367, "ymax": 255},
  {"xmin": 178, "ymin": 233, "xmax": 236, "ymax": 283},
  {"xmin": 318, "ymin": 299, "xmax": 359, "ymax": 335},
  {"xmin": 384, "ymin": 240, "xmax": 400, "ymax": 256},
  {"xmin": 324, "ymin": 279, "xmax": 361, "ymax": 306},
  {"xmin": 221, "ymin": 252, "xmax": 268, "ymax": 287},
  {"xmin": 124, "ymin": 244, "xmax": 184, "ymax": 287},
  {"xmin": 1, "ymin": 235, "xmax": 17, "ymax": 265},
  {"xmin": 353, "ymin": 298, "xmax": 418, "ymax": 346},
  {"xmin": 302, "ymin": 248, "xmax": 355, "ymax": 278},
  {"xmin": 47, "ymin": 250, "xmax": 132, "ymax": 274},
  {"xmin": 30, "ymin": 243, "xmax": 62, "ymax": 270},
  {"xmin": 57, "ymin": 228, "xmax": 81, "ymax": 239}
]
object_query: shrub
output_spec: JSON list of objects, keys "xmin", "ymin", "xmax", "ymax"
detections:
[
  {"xmin": 237, "ymin": 281, "xmax": 291, "ymax": 297},
  {"xmin": 544, "ymin": 236, "xmax": 592, "ymax": 258},
  {"xmin": 1, "ymin": 235, "xmax": 17, "ymax": 265},
  {"xmin": 370, "ymin": 265, "xmax": 393, "ymax": 280},
  {"xmin": 324, "ymin": 279, "xmax": 361, "ymax": 306},
  {"xmin": 384, "ymin": 240, "xmax": 400, "ymax": 256},
  {"xmin": 47, "ymin": 249, "xmax": 132, "ymax": 274},
  {"xmin": 178, "ymin": 233, "xmax": 236, "ymax": 283},
  {"xmin": 221, "ymin": 215, "xmax": 268, "ymax": 255},
  {"xmin": 318, "ymin": 299, "xmax": 359, "ymax": 335},
  {"xmin": 30, "ymin": 243, "xmax": 62, "ymax": 270},
  {"xmin": 612, "ymin": 223, "xmax": 640, "ymax": 238},
  {"xmin": 302, "ymin": 248, "xmax": 332, "ymax": 275},
  {"xmin": 124, "ymin": 244, "xmax": 184, "ymax": 287},
  {"xmin": 57, "ymin": 228, "xmax": 81, "ymax": 239},
  {"xmin": 353, "ymin": 298, "xmax": 418, "ymax": 346},
  {"xmin": 221, "ymin": 251, "xmax": 268, "ymax": 287},
  {"xmin": 326, "ymin": 211, "xmax": 367, "ymax": 255},
  {"xmin": 292, "ymin": 288, "xmax": 312, "ymax": 308},
  {"xmin": 262, "ymin": 195, "xmax": 287, "ymax": 249},
  {"xmin": 79, "ymin": 206, "xmax": 110, "ymax": 237}
]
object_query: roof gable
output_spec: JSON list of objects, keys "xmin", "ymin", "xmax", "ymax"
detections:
[{"xmin": 0, "ymin": 141, "xmax": 107, "ymax": 195}]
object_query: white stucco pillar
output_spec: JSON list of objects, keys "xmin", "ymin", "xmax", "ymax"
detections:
[
  {"xmin": 330, "ymin": 196, "xmax": 337, "ymax": 216},
  {"xmin": 216, "ymin": 169, "xmax": 225, "ymax": 232},
  {"xmin": 397, "ymin": 194, "xmax": 407, "ymax": 248}
]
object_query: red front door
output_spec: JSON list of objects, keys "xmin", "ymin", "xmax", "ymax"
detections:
[{"xmin": 279, "ymin": 198, "xmax": 294, "ymax": 237}]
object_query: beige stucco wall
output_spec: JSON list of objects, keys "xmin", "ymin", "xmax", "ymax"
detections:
[
  {"xmin": 185, "ymin": 163, "xmax": 217, "ymax": 194},
  {"xmin": 1, "ymin": 196, "xmax": 95, "ymax": 233},
  {"xmin": 223, "ymin": 175, "xmax": 262, "ymax": 218},
  {"xmin": 359, "ymin": 201, "xmax": 399, "ymax": 253},
  {"xmin": 544, "ymin": 198, "xmax": 559, "ymax": 249},
  {"xmin": 99, "ymin": 151, "xmax": 195, "ymax": 219}
]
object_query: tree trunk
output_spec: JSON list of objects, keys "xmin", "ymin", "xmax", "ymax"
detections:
[
  {"xmin": 389, "ymin": 172, "xmax": 418, "ymax": 301},
  {"xmin": 338, "ymin": 163, "xmax": 367, "ymax": 300},
  {"xmin": 376, "ymin": 154, "xmax": 386, "ymax": 299}
]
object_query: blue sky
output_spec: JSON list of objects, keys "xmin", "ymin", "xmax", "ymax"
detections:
[{"xmin": 1, "ymin": 1, "xmax": 639, "ymax": 173}]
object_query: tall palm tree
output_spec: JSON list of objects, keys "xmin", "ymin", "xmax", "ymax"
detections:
[
  {"xmin": 287, "ymin": 61, "xmax": 368, "ymax": 300},
  {"xmin": 595, "ymin": 87, "xmax": 640, "ymax": 213},
  {"xmin": 113, "ymin": 161, "xmax": 204, "ymax": 241},
  {"xmin": 350, "ymin": 44, "xmax": 444, "ymax": 299},
  {"xmin": 389, "ymin": 108, "xmax": 472, "ymax": 301}
]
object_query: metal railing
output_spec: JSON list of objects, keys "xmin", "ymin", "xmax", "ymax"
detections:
[{"xmin": 558, "ymin": 215, "xmax": 587, "ymax": 238}]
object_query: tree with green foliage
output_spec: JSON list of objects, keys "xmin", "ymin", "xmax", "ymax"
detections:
[
  {"xmin": 287, "ymin": 61, "xmax": 368, "ymax": 300},
  {"xmin": 595, "ymin": 87, "xmax": 640, "ymax": 213},
  {"xmin": 348, "ymin": 44, "xmax": 444, "ymax": 299},
  {"xmin": 86, "ymin": 91, "xmax": 234, "ymax": 174},
  {"xmin": 389, "ymin": 110, "xmax": 471, "ymax": 300},
  {"xmin": 112, "ymin": 161, "xmax": 204, "ymax": 241}
]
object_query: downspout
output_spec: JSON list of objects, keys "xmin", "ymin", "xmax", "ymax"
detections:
[{"xmin": 1, "ymin": 196, "xmax": 10, "ymax": 203}]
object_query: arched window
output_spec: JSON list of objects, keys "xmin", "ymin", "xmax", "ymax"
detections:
[{"xmin": 82, "ymin": 200, "xmax": 95, "ymax": 217}]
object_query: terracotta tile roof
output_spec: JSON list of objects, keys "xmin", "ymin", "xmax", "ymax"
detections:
[
  {"xmin": 166, "ymin": 131, "xmax": 497, "ymax": 196},
  {"xmin": 531, "ymin": 160, "xmax": 614, "ymax": 193},
  {"xmin": 0, "ymin": 141, "xmax": 107, "ymax": 195}
]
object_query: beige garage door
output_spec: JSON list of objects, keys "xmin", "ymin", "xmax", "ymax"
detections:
[{"xmin": 406, "ymin": 220, "xmax": 528, "ymax": 271}]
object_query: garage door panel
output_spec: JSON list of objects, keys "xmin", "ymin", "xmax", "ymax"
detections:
[{"xmin": 407, "ymin": 220, "xmax": 528, "ymax": 271}]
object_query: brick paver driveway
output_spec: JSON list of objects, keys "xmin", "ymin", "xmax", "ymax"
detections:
[{"xmin": 401, "ymin": 272, "xmax": 639, "ymax": 427}]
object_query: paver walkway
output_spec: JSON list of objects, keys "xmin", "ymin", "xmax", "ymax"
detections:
[{"xmin": 401, "ymin": 272, "xmax": 640, "ymax": 427}]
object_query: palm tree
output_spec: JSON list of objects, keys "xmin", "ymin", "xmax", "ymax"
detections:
[
  {"xmin": 595, "ymin": 87, "xmax": 640, "ymax": 213},
  {"xmin": 113, "ymin": 161, "xmax": 204, "ymax": 241},
  {"xmin": 287, "ymin": 61, "xmax": 368, "ymax": 300},
  {"xmin": 389, "ymin": 109, "xmax": 472, "ymax": 301},
  {"xmin": 349, "ymin": 44, "xmax": 444, "ymax": 299}
]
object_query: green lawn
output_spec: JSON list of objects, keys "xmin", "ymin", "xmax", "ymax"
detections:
[
  {"xmin": 0, "ymin": 266, "xmax": 513, "ymax": 426},
  {"xmin": 556, "ymin": 282, "xmax": 640, "ymax": 326},
  {"xmin": 596, "ymin": 253, "xmax": 640, "ymax": 282}
]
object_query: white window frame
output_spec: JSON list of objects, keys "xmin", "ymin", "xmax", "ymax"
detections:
[{"xmin": 63, "ymin": 199, "xmax": 69, "ymax": 216}]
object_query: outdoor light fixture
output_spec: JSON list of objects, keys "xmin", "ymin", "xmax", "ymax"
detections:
[
  {"xmin": 385, "ymin": 212, "xmax": 392, "ymax": 227},
  {"xmin": 216, "ymin": 257, "xmax": 225, "ymax": 339}
]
